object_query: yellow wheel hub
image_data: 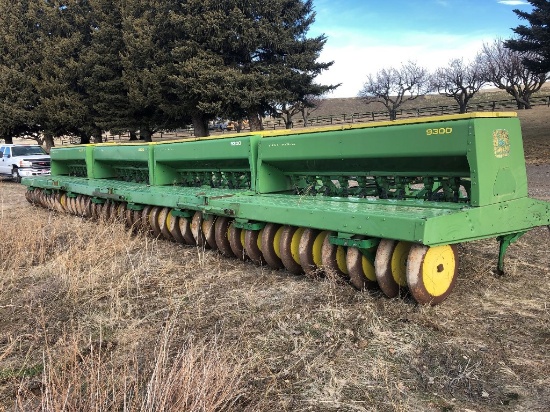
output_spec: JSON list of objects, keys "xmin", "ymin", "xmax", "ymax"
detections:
[
  {"xmin": 422, "ymin": 245, "xmax": 456, "ymax": 297},
  {"xmin": 391, "ymin": 241, "xmax": 412, "ymax": 287},
  {"xmin": 336, "ymin": 246, "xmax": 349, "ymax": 275}
]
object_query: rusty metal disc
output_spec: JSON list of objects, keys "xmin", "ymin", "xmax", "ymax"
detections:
[
  {"xmin": 260, "ymin": 223, "xmax": 284, "ymax": 269},
  {"xmin": 406, "ymin": 244, "xmax": 458, "ymax": 305},
  {"xmin": 244, "ymin": 229, "xmax": 264, "ymax": 265},
  {"xmin": 214, "ymin": 216, "xmax": 235, "ymax": 257},
  {"xmin": 320, "ymin": 233, "xmax": 349, "ymax": 279},
  {"xmin": 346, "ymin": 247, "xmax": 378, "ymax": 291},
  {"xmin": 279, "ymin": 225, "xmax": 305, "ymax": 275}
]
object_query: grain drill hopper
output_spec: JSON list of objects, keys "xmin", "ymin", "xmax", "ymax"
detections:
[{"xmin": 22, "ymin": 113, "xmax": 550, "ymax": 305}]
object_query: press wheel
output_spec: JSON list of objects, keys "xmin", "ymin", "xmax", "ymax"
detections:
[
  {"xmin": 406, "ymin": 244, "xmax": 458, "ymax": 305},
  {"xmin": 375, "ymin": 240, "xmax": 412, "ymax": 298},
  {"xmin": 279, "ymin": 226, "xmax": 305, "ymax": 275},
  {"xmin": 149, "ymin": 206, "xmax": 163, "ymax": 238},
  {"xmin": 139, "ymin": 205, "xmax": 154, "ymax": 234},
  {"xmin": 320, "ymin": 233, "xmax": 349, "ymax": 279},
  {"xmin": 158, "ymin": 207, "xmax": 174, "ymax": 241},
  {"xmin": 214, "ymin": 217, "xmax": 235, "ymax": 257},
  {"xmin": 125, "ymin": 208, "xmax": 135, "ymax": 229},
  {"xmin": 116, "ymin": 202, "xmax": 127, "ymax": 222},
  {"xmin": 178, "ymin": 216, "xmax": 196, "ymax": 245},
  {"xmin": 260, "ymin": 223, "xmax": 284, "ymax": 269},
  {"xmin": 202, "ymin": 217, "xmax": 218, "ymax": 250},
  {"xmin": 191, "ymin": 211, "xmax": 209, "ymax": 248},
  {"xmin": 244, "ymin": 229, "xmax": 264, "ymax": 265},
  {"xmin": 299, "ymin": 229, "xmax": 329, "ymax": 277},
  {"xmin": 346, "ymin": 247, "xmax": 377, "ymax": 291},
  {"xmin": 166, "ymin": 211, "xmax": 184, "ymax": 243},
  {"xmin": 108, "ymin": 201, "xmax": 119, "ymax": 222},
  {"xmin": 82, "ymin": 196, "xmax": 92, "ymax": 217},
  {"xmin": 228, "ymin": 223, "xmax": 247, "ymax": 261}
]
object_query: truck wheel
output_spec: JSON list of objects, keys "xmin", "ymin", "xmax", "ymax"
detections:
[{"xmin": 12, "ymin": 167, "xmax": 21, "ymax": 183}]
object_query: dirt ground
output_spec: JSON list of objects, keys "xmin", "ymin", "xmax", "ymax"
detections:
[{"xmin": 0, "ymin": 112, "xmax": 548, "ymax": 412}]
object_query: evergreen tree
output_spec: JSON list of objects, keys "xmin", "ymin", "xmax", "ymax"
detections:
[{"xmin": 505, "ymin": 0, "xmax": 550, "ymax": 74}]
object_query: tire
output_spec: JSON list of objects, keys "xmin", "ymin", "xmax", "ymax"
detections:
[{"xmin": 12, "ymin": 167, "xmax": 21, "ymax": 183}]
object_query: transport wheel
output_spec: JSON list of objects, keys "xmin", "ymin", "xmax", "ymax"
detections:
[
  {"xmin": 299, "ymin": 229, "xmax": 329, "ymax": 277},
  {"xmin": 178, "ymin": 216, "xmax": 196, "ymax": 245},
  {"xmin": 260, "ymin": 223, "xmax": 284, "ymax": 269},
  {"xmin": 406, "ymin": 244, "xmax": 458, "ymax": 305},
  {"xmin": 202, "ymin": 217, "xmax": 218, "ymax": 250},
  {"xmin": 228, "ymin": 223, "xmax": 247, "ymax": 261},
  {"xmin": 214, "ymin": 216, "xmax": 235, "ymax": 257},
  {"xmin": 321, "ymin": 233, "xmax": 349, "ymax": 279},
  {"xmin": 149, "ymin": 206, "xmax": 163, "ymax": 238},
  {"xmin": 375, "ymin": 240, "xmax": 412, "ymax": 298},
  {"xmin": 158, "ymin": 207, "xmax": 174, "ymax": 241},
  {"xmin": 279, "ymin": 226, "xmax": 305, "ymax": 275},
  {"xmin": 166, "ymin": 210, "xmax": 184, "ymax": 243},
  {"xmin": 244, "ymin": 229, "xmax": 264, "ymax": 265},
  {"xmin": 191, "ymin": 211, "xmax": 210, "ymax": 248},
  {"xmin": 346, "ymin": 247, "xmax": 377, "ymax": 291}
]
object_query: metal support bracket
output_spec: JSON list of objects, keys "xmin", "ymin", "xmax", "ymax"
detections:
[
  {"xmin": 233, "ymin": 219, "xmax": 266, "ymax": 231},
  {"xmin": 171, "ymin": 209, "xmax": 193, "ymax": 218},
  {"xmin": 496, "ymin": 231, "xmax": 526, "ymax": 276},
  {"xmin": 329, "ymin": 236, "xmax": 380, "ymax": 250}
]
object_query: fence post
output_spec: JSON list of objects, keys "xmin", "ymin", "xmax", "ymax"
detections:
[{"xmin": 371, "ymin": 112, "xmax": 375, "ymax": 121}]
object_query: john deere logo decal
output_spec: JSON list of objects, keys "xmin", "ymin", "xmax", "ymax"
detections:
[{"xmin": 493, "ymin": 129, "xmax": 510, "ymax": 158}]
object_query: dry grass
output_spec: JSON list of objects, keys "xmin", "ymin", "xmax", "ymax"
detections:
[{"xmin": 0, "ymin": 103, "xmax": 549, "ymax": 411}]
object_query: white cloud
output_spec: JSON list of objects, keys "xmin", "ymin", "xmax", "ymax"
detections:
[
  {"xmin": 497, "ymin": 1, "xmax": 529, "ymax": 5},
  {"xmin": 317, "ymin": 31, "xmax": 493, "ymax": 98}
]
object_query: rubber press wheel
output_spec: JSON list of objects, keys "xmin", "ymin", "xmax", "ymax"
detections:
[
  {"xmin": 320, "ymin": 233, "xmax": 349, "ymax": 279},
  {"xmin": 165, "ymin": 210, "xmax": 184, "ymax": 243},
  {"xmin": 191, "ymin": 211, "xmax": 210, "ymax": 248},
  {"xmin": 375, "ymin": 239, "xmax": 412, "ymax": 298},
  {"xmin": 228, "ymin": 223, "xmax": 247, "ymax": 261},
  {"xmin": 244, "ymin": 229, "xmax": 264, "ymax": 265},
  {"xmin": 158, "ymin": 207, "xmax": 174, "ymax": 241},
  {"xmin": 178, "ymin": 216, "xmax": 196, "ymax": 245},
  {"xmin": 346, "ymin": 247, "xmax": 377, "ymax": 291},
  {"xmin": 202, "ymin": 217, "xmax": 218, "ymax": 250},
  {"xmin": 261, "ymin": 223, "xmax": 285, "ymax": 269},
  {"xmin": 406, "ymin": 244, "xmax": 458, "ymax": 305},
  {"xmin": 279, "ymin": 226, "xmax": 305, "ymax": 275},
  {"xmin": 214, "ymin": 217, "xmax": 235, "ymax": 257},
  {"xmin": 149, "ymin": 206, "xmax": 163, "ymax": 238},
  {"xmin": 299, "ymin": 229, "xmax": 329, "ymax": 277}
]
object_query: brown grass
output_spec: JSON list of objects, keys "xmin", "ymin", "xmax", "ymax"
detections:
[{"xmin": 0, "ymin": 100, "xmax": 549, "ymax": 411}]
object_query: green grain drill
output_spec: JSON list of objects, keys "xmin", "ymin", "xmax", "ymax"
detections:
[{"xmin": 22, "ymin": 112, "xmax": 550, "ymax": 305}]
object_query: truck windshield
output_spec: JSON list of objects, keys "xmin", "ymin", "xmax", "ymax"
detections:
[{"xmin": 11, "ymin": 146, "xmax": 47, "ymax": 156}]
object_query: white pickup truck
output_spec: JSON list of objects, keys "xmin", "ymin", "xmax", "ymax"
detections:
[{"xmin": 0, "ymin": 144, "xmax": 51, "ymax": 183}]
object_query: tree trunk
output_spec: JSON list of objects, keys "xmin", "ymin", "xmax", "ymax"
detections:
[
  {"xmin": 389, "ymin": 109, "xmax": 397, "ymax": 121},
  {"xmin": 248, "ymin": 110, "xmax": 264, "ymax": 131},
  {"xmin": 301, "ymin": 108, "xmax": 309, "ymax": 127},
  {"xmin": 192, "ymin": 114, "xmax": 210, "ymax": 137},
  {"xmin": 140, "ymin": 128, "xmax": 153, "ymax": 142},
  {"xmin": 284, "ymin": 113, "xmax": 293, "ymax": 129},
  {"xmin": 2, "ymin": 135, "xmax": 13, "ymax": 144},
  {"xmin": 129, "ymin": 130, "xmax": 138, "ymax": 141},
  {"xmin": 80, "ymin": 131, "xmax": 91, "ymax": 145},
  {"xmin": 44, "ymin": 132, "xmax": 55, "ymax": 152},
  {"xmin": 458, "ymin": 102, "xmax": 467, "ymax": 114},
  {"xmin": 92, "ymin": 127, "xmax": 103, "ymax": 144}
]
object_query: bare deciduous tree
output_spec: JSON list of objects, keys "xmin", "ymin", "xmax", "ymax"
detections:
[
  {"xmin": 359, "ymin": 61, "xmax": 432, "ymax": 120},
  {"xmin": 432, "ymin": 57, "xmax": 488, "ymax": 113},
  {"xmin": 481, "ymin": 39, "xmax": 547, "ymax": 109}
]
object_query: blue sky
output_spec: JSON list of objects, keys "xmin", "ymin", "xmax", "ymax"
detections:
[{"xmin": 309, "ymin": 0, "xmax": 533, "ymax": 97}]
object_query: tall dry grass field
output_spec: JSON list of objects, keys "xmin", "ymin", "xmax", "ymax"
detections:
[{"xmin": 0, "ymin": 103, "xmax": 549, "ymax": 411}]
